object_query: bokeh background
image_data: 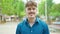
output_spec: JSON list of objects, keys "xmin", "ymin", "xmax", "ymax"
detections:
[{"xmin": 0, "ymin": 0, "xmax": 60, "ymax": 34}]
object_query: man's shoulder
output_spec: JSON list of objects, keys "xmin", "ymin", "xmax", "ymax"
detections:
[
  {"xmin": 36, "ymin": 17, "xmax": 47, "ymax": 26},
  {"xmin": 38, "ymin": 19, "xmax": 48, "ymax": 28},
  {"xmin": 17, "ymin": 20, "xmax": 25, "ymax": 27}
]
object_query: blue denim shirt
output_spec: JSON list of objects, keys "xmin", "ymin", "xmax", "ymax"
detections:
[{"xmin": 16, "ymin": 17, "xmax": 49, "ymax": 34}]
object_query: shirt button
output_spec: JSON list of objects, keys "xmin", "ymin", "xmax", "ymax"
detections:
[{"xmin": 31, "ymin": 30, "xmax": 33, "ymax": 32}]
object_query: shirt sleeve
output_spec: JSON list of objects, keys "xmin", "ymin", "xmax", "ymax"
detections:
[
  {"xmin": 43, "ymin": 23, "xmax": 50, "ymax": 34},
  {"xmin": 16, "ymin": 24, "xmax": 21, "ymax": 34}
]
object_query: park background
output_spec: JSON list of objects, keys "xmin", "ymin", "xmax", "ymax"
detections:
[{"xmin": 0, "ymin": 0, "xmax": 60, "ymax": 34}]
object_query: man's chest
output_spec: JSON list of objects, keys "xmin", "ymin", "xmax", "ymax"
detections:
[{"xmin": 20, "ymin": 24, "xmax": 44, "ymax": 34}]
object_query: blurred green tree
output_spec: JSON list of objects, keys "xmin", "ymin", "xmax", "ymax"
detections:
[{"xmin": 1, "ymin": 0, "xmax": 25, "ymax": 18}]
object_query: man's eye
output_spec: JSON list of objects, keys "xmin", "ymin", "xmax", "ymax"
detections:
[
  {"xmin": 33, "ymin": 8, "xmax": 35, "ymax": 10},
  {"xmin": 28, "ymin": 8, "xmax": 31, "ymax": 10}
]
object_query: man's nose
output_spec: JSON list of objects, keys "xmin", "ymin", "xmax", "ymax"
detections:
[{"xmin": 31, "ymin": 9, "xmax": 33, "ymax": 12}]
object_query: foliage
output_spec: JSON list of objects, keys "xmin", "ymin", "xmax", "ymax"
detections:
[
  {"xmin": 1, "ymin": 0, "xmax": 25, "ymax": 17},
  {"xmin": 0, "ymin": 0, "xmax": 60, "ymax": 18},
  {"xmin": 50, "ymin": 4, "xmax": 60, "ymax": 16},
  {"xmin": 38, "ymin": 1, "xmax": 45, "ymax": 16}
]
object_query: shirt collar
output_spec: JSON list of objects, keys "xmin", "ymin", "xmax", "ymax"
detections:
[{"xmin": 24, "ymin": 17, "xmax": 40, "ymax": 24}]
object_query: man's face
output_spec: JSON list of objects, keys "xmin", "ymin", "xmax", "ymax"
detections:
[{"xmin": 26, "ymin": 6, "xmax": 37, "ymax": 18}]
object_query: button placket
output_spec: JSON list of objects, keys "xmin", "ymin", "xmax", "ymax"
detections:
[
  {"xmin": 31, "ymin": 30, "xmax": 33, "ymax": 32},
  {"xmin": 30, "ymin": 27, "xmax": 33, "ymax": 34}
]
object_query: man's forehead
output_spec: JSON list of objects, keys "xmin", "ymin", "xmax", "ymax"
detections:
[{"xmin": 26, "ymin": 6, "xmax": 37, "ymax": 8}]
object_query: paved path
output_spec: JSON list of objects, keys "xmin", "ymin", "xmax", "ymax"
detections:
[{"xmin": 0, "ymin": 22, "xmax": 19, "ymax": 34}]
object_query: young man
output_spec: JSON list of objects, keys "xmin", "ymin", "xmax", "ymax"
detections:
[{"xmin": 16, "ymin": 1, "xmax": 49, "ymax": 34}]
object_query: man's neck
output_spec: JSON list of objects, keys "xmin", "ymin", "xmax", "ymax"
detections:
[
  {"xmin": 28, "ymin": 17, "xmax": 36, "ymax": 23},
  {"xmin": 28, "ymin": 17, "xmax": 36, "ymax": 27}
]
